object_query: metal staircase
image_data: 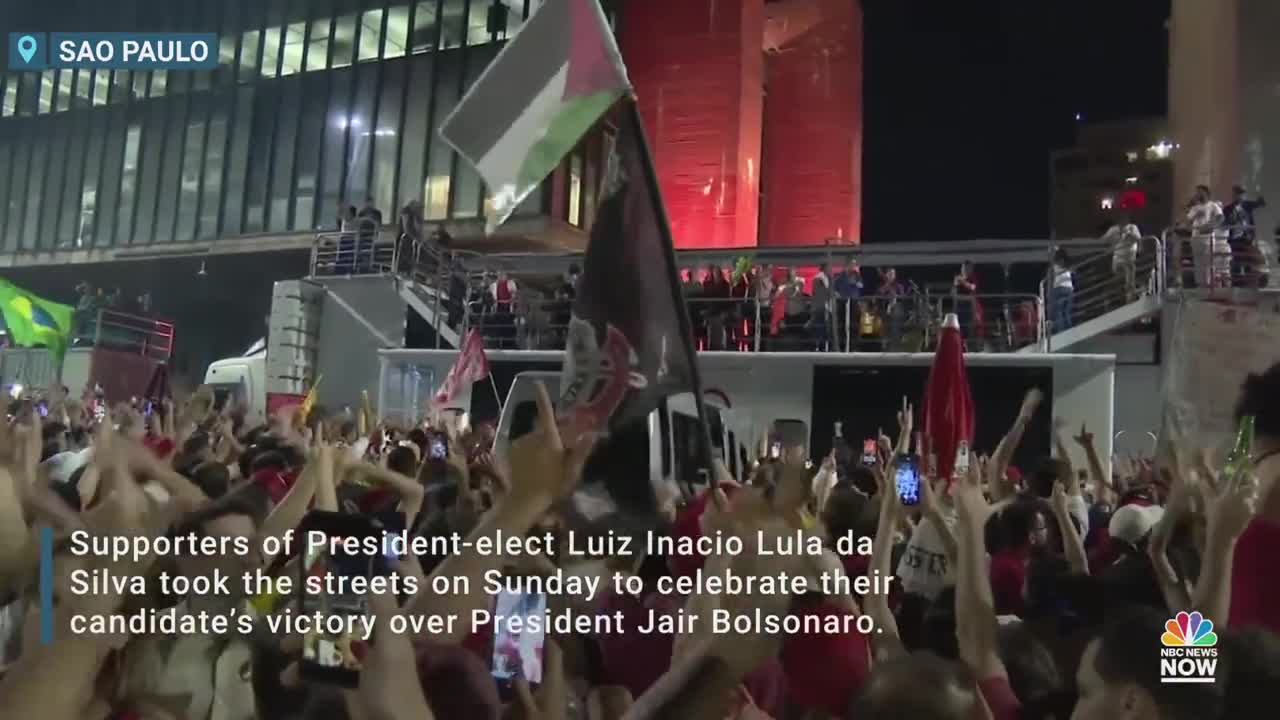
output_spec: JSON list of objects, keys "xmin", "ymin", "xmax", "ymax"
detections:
[
  {"xmin": 1023, "ymin": 235, "xmax": 1167, "ymax": 352},
  {"xmin": 308, "ymin": 229, "xmax": 473, "ymax": 351}
]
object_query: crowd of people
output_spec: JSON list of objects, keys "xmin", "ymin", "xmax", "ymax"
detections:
[
  {"xmin": 1168, "ymin": 184, "xmax": 1268, "ymax": 290},
  {"xmin": 72, "ymin": 283, "xmax": 154, "ymax": 345},
  {"xmin": 0, "ymin": 349, "xmax": 1277, "ymax": 719}
]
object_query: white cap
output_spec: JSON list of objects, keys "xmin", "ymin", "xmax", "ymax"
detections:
[
  {"xmin": 1108, "ymin": 504, "xmax": 1164, "ymax": 545},
  {"xmin": 941, "ymin": 312, "xmax": 960, "ymax": 330}
]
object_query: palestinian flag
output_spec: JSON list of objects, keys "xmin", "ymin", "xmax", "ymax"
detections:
[{"xmin": 440, "ymin": 0, "xmax": 630, "ymax": 228}]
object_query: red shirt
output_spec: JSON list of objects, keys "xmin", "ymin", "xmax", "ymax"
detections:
[
  {"xmin": 978, "ymin": 675, "xmax": 1022, "ymax": 720},
  {"xmin": 779, "ymin": 602, "xmax": 871, "ymax": 715},
  {"xmin": 1229, "ymin": 517, "xmax": 1280, "ymax": 634},
  {"xmin": 989, "ymin": 547, "xmax": 1030, "ymax": 617}
]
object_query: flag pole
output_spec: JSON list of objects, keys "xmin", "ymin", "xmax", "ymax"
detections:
[{"xmin": 624, "ymin": 98, "xmax": 721, "ymax": 497}]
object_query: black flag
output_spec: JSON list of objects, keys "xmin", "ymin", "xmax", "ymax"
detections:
[{"xmin": 557, "ymin": 103, "xmax": 699, "ymax": 440}]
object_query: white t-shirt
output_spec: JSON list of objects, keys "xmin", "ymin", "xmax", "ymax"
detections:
[
  {"xmin": 1052, "ymin": 264, "xmax": 1073, "ymax": 290},
  {"xmin": 1187, "ymin": 201, "xmax": 1225, "ymax": 237},
  {"xmin": 895, "ymin": 504, "xmax": 958, "ymax": 600},
  {"xmin": 1104, "ymin": 224, "xmax": 1141, "ymax": 265}
]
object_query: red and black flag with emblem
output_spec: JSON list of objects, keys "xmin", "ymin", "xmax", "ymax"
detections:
[{"xmin": 557, "ymin": 105, "xmax": 698, "ymax": 438}]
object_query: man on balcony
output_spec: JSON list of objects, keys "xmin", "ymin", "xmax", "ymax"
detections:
[
  {"xmin": 1102, "ymin": 215, "xmax": 1142, "ymax": 303},
  {"xmin": 833, "ymin": 258, "xmax": 864, "ymax": 351},
  {"xmin": 1224, "ymin": 185, "xmax": 1267, "ymax": 287},
  {"xmin": 1183, "ymin": 184, "xmax": 1228, "ymax": 288}
]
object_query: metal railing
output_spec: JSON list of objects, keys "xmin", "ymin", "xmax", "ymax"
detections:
[
  {"xmin": 454, "ymin": 292, "xmax": 1044, "ymax": 353},
  {"xmin": 1040, "ymin": 235, "xmax": 1164, "ymax": 338},
  {"xmin": 1163, "ymin": 224, "xmax": 1271, "ymax": 290},
  {"xmin": 75, "ymin": 308, "xmax": 175, "ymax": 362},
  {"xmin": 310, "ymin": 228, "xmax": 401, "ymax": 277},
  {"xmin": 307, "ymin": 229, "xmax": 1053, "ymax": 354}
]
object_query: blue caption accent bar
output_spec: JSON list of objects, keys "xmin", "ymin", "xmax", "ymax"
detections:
[
  {"xmin": 47, "ymin": 33, "xmax": 218, "ymax": 69},
  {"xmin": 39, "ymin": 525, "xmax": 53, "ymax": 645}
]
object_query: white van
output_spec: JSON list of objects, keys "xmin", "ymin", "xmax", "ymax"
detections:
[
  {"xmin": 203, "ymin": 348, "xmax": 266, "ymax": 423},
  {"xmin": 493, "ymin": 371, "xmax": 753, "ymax": 512}
]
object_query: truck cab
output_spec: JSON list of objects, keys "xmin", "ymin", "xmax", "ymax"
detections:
[{"xmin": 203, "ymin": 348, "xmax": 266, "ymax": 423}]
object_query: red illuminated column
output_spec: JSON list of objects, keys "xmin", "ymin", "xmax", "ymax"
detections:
[
  {"xmin": 620, "ymin": 0, "xmax": 765, "ymax": 249},
  {"xmin": 760, "ymin": 0, "xmax": 863, "ymax": 247}
]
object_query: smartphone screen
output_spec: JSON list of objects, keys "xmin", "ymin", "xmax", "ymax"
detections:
[
  {"xmin": 429, "ymin": 432, "xmax": 448, "ymax": 460},
  {"xmin": 954, "ymin": 441, "xmax": 971, "ymax": 476},
  {"xmin": 862, "ymin": 438, "xmax": 878, "ymax": 466},
  {"xmin": 895, "ymin": 455, "xmax": 921, "ymax": 506},
  {"xmin": 491, "ymin": 589, "xmax": 547, "ymax": 692},
  {"xmin": 769, "ymin": 441, "xmax": 782, "ymax": 459},
  {"xmin": 299, "ymin": 511, "xmax": 378, "ymax": 687}
]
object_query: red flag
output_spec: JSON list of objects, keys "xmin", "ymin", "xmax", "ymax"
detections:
[
  {"xmin": 923, "ymin": 313, "xmax": 975, "ymax": 483},
  {"xmin": 434, "ymin": 330, "xmax": 491, "ymax": 405}
]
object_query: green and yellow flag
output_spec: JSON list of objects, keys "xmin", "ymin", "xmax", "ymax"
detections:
[{"xmin": 0, "ymin": 278, "xmax": 73, "ymax": 359}]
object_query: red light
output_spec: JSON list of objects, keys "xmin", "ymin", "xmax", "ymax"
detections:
[{"xmin": 1118, "ymin": 189, "xmax": 1147, "ymax": 210}]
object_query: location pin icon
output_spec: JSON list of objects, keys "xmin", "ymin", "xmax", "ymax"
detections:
[{"xmin": 17, "ymin": 35, "xmax": 38, "ymax": 64}]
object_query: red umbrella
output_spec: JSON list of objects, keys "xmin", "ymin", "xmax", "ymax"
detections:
[{"xmin": 923, "ymin": 313, "xmax": 975, "ymax": 484}]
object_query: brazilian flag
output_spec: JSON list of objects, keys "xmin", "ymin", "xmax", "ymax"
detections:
[{"xmin": 0, "ymin": 278, "xmax": 74, "ymax": 360}]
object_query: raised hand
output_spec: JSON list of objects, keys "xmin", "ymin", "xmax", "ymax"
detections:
[
  {"xmin": 1019, "ymin": 388, "xmax": 1044, "ymax": 420},
  {"xmin": 507, "ymin": 382, "xmax": 597, "ymax": 505},
  {"xmin": 1205, "ymin": 469, "xmax": 1261, "ymax": 544},
  {"xmin": 1073, "ymin": 423, "xmax": 1094, "ymax": 448}
]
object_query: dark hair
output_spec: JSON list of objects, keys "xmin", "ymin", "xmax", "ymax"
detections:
[
  {"xmin": 920, "ymin": 588, "xmax": 960, "ymax": 660},
  {"xmin": 1028, "ymin": 456, "xmax": 1066, "ymax": 498},
  {"xmin": 1220, "ymin": 627, "xmax": 1280, "ymax": 719},
  {"xmin": 171, "ymin": 490, "xmax": 267, "ymax": 540},
  {"xmin": 847, "ymin": 466, "xmax": 879, "ymax": 497},
  {"xmin": 1236, "ymin": 362, "xmax": 1280, "ymax": 441},
  {"xmin": 387, "ymin": 445, "xmax": 419, "ymax": 478},
  {"xmin": 997, "ymin": 622, "xmax": 1061, "ymax": 704},
  {"xmin": 849, "ymin": 651, "xmax": 977, "ymax": 720},
  {"xmin": 1091, "ymin": 607, "xmax": 1226, "ymax": 720},
  {"xmin": 1195, "ymin": 184, "xmax": 1211, "ymax": 195},
  {"xmin": 250, "ymin": 450, "xmax": 289, "ymax": 476},
  {"xmin": 190, "ymin": 461, "xmax": 231, "ymax": 500}
]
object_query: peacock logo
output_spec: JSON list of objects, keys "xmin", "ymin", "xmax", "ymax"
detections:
[{"xmin": 1161, "ymin": 611, "xmax": 1218, "ymax": 647}]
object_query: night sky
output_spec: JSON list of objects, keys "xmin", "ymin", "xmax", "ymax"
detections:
[{"xmin": 861, "ymin": 0, "xmax": 1171, "ymax": 243}]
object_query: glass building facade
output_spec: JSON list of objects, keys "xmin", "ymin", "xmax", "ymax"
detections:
[{"xmin": 0, "ymin": 0, "xmax": 609, "ymax": 256}]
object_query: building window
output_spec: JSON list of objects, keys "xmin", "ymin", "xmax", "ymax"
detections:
[
  {"xmin": 92, "ymin": 71, "xmax": 109, "ymax": 106},
  {"xmin": 412, "ymin": 0, "xmax": 440, "ymax": 53},
  {"xmin": 306, "ymin": 19, "xmax": 331, "ymax": 71},
  {"xmin": 568, "ymin": 150, "xmax": 583, "ymax": 226},
  {"xmin": 150, "ymin": 70, "xmax": 168, "ymax": 98},
  {"xmin": 281, "ymin": 22, "xmax": 307, "ymax": 76},
  {"xmin": 38, "ymin": 71, "xmax": 55, "ymax": 114},
  {"xmin": 240, "ymin": 30, "xmax": 262, "ymax": 80},
  {"xmin": 74, "ymin": 69, "xmax": 92, "ymax": 108},
  {"xmin": 55, "ymin": 70, "xmax": 73, "ymax": 111},
  {"xmin": 332, "ymin": 14, "xmax": 357, "ymax": 68},
  {"xmin": 385, "ymin": 5, "xmax": 411, "ymax": 57},
  {"xmin": 132, "ymin": 71, "xmax": 148, "ymax": 99},
  {"xmin": 1, "ymin": 75, "xmax": 15, "ymax": 117},
  {"xmin": 441, "ymin": 0, "xmax": 466, "ymax": 49},
  {"xmin": 358, "ymin": 8, "xmax": 385, "ymax": 62},
  {"xmin": 424, "ymin": 174, "xmax": 450, "ymax": 220}
]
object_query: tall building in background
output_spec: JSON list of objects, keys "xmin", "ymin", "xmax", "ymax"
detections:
[
  {"xmin": 620, "ymin": 0, "xmax": 863, "ymax": 249},
  {"xmin": 0, "ymin": 0, "xmax": 609, "ymax": 373},
  {"xmin": 1050, "ymin": 118, "xmax": 1175, "ymax": 240}
]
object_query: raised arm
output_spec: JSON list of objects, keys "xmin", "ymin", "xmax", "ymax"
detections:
[
  {"xmin": 1051, "ymin": 481, "xmax": 1088, "ymax": 575},
  {"xmin": 1191, "ymin": 469, "xmax": 1259, "ymax": 627},
  {"xmin": 1072, "ymin": 423, "xmax": 1113, "ymax": 504},
  {"xmin": 989, "ymin": 389, "xmax": 1041, "ymax": 501},
  {"xmin": 954, "ymin": 460, "xmax": 1006, "ymax": 681},
  {"xmin": 406, "ymin": 383, "xmax": 595, "ymax": 643}
]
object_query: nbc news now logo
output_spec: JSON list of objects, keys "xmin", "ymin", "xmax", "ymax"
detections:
[{"xmin": 1160, "ymin": 611, "xmax": 1218, "ymax": 684}]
